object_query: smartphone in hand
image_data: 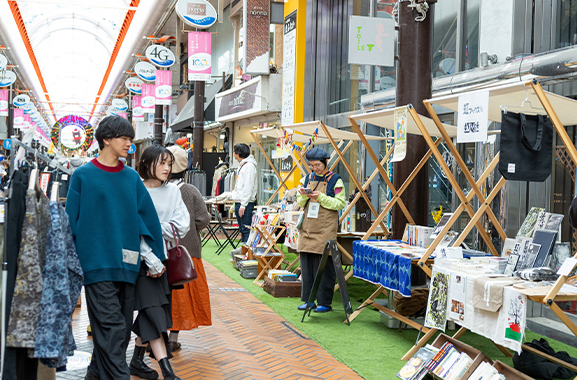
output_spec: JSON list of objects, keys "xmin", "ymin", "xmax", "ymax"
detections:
[{"xmin": 303, "ymin": 187, "xmax": 313, "ymax": 194}]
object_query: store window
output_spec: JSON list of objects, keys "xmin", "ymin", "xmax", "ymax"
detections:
[
  {"xmin": 375, "ymin": 0, "xmax": 396, "ymax": 91},
  {"xmin": 556, "ymin": 0, "xmax": 577, "ymax": 48}
]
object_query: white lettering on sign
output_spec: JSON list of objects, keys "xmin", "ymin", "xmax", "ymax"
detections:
[{"xmin": 457, "ymin": 90, "xmax": 489, "ymax": 143}]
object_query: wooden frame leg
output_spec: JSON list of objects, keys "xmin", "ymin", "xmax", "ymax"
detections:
[
  {"xmin": 401, "ymin": 328, "xmax": 438, "ymax": 361},
  {"xmin": 347, "ymin": 285, "xmax": 388, "ymax": 323}
]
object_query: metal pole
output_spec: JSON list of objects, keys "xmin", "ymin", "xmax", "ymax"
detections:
[
  {"xmin": 392, "ymin": 0, "xmax": 435, "ymax": 238},
  {"xmin": 154, "ymin": 104, "xmax": 164, "ymax": 145},
  {"xmin": 6, "ymin": 86, "xmax": 13, "ymax": 139},
  {"xmin": 127, "ymin": 93, "xmax": 133, "ymax": 166},
  {"xmin": 192, "ymin": 80, "xmax": 204, "ymax": 169}
]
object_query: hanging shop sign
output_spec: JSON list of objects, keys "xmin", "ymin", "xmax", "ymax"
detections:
[
  {"xmin": 242, "ymin": 0, "xmax": 270, "ymax": 75},
  {"xmin": 23, "ymin": 114, "xmax": 31, "ymax": 132},
  {"xmin": 112, "ymin": 99, "xmax": 129, "ymax": 112},
  {"xmin": 392, "ymin": 106, "xmax": 407, "ymax": 162},
  {"xmin": 281, "ymin": 11, "xmax": 296, "ymax": 126},
  {"xmin": 141, "ymin": 84, "xmax": 156, "ymax": 113},
  {"xmin": 0, "ymin": 55, "xmax": 7, "ymax": 71},
  {"xmin": 0, "ymin": 71, "xmax": 17, "ymax": 87},
  {"xmin": 457, "ymin": 90, "xmax": 489, "ymax": 143},
  {"xmin": 145, "ymin": 45, "xmax": 175, "ymax": 68},
  {"xmin": 0, "ymin": 90, "xmax": 8, "ymax": 116},
  {"xmin": 23, "ymin": 103, "xmax": 36, "ymax": 115},
  {"xmin": 125, "ymin": 77, "xmax": 144, "ymax": 95},
  {"xmin": 51, "ymin": 115, "xmax": 94, "ymax": 152},
  {"xmin": 135, "ymin": 61, "xmax": 157, "ymax": 82},
  {"xmin": 188, "ymin": 31, "xmax": 211, "ymax": 81},
  {"xmin": 13, "ymin": 108, "xmax": 24, "ymax": 129},
  {"xmin": 132, "ymin": 96, "xmax": 145, "ymax": 120},
  {"xmin": 13, "ymin": 94, "xmax": 30, "ymax": 107},
  {"xmin": 175, "ymin": 0, "xmax": 217, "ymax": 29},
  {"xmin": 348, "ymin": 16, "xmax": 394, "ymax": 67},
  {"xmin": 155, "ymin": 70, "xmax": 172, "ymax": 105}
]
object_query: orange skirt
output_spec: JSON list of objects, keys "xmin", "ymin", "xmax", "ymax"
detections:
[{"xmin": 170, "ymin": 257, "xmax": 212, "ymax": 331}]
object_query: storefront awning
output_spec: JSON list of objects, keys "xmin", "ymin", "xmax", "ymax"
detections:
[
  {"xmin": 282, "ymin": 121, "xmax": 389, "ymax": 141},
  {"xmin": 171, "ymin": 76, "xmax": 230, "ymax": 132},
  {"xmin": 351, "ymin": 107, "xmax": 458, "ymax": 138},
  {"xmin": 429, "ymin": 81, "xmax": 577, "ymax": 126}
]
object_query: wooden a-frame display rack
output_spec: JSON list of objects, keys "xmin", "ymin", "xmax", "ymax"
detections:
[
  {"xmin": 250, "ymin": 123, "xmax": 390, "ymax": 275},
  {"xmin": 396, "ymin": 80, "xmax": 577, "ymax": 369}
]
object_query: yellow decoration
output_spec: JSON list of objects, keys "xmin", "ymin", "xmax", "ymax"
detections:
[{"xmin": 432, "ymin": 206, "xmax": 443, "ymax": 224}]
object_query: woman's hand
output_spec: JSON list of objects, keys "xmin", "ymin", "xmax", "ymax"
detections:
[
  {"xmin": 297, "ymin": 187, "xmax": 306, "ymax": 195},
  {"xmin": 147, "ymin": 266, "xmax": 166, "ymax": 278},
  {"xmin": 308, "ymin": 191, "xmax": 320, "ymax": 201}
]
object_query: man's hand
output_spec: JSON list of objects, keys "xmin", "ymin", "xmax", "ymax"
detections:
[
  {"xmin": 147, "ymin": 266, "xmax": 166, "ymax": 278},
  {"xmin": 239, "ymin": 206, "xmax": 245, "ymax": 217}
]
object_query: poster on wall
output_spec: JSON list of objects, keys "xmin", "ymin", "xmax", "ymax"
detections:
[
  {"xmin": 392, "ymin": 107, "xmax": 407, "ymax": 162},
  {"xmin": 348, "ymin": 16, "xmax": 394, "ymax": 67},
  {"xmin": 188, "ymin": 32, "xmax": 212, "ymax": 81},
  {"xmin": 242, "ymin": 0, "xmax": 270, "ymax": 75},
  {"xmin": 282, "ymin": 11, "xmax": 297, "ymax": 126},
  {"xmin": 155, "ymin": 70, "xmax": 172, "ymax": 105},
  {"xmin": 457, "ymin": 90, "xmax": 489, "ymax": 143},
  {"xmin": 0, "ymin": 90, "xmax": 8, "ymax": 116}
]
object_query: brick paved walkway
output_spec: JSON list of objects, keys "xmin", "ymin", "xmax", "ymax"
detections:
[{"xmin": 57, "ymin": 260, "xmax": 363, "ymax": 380}]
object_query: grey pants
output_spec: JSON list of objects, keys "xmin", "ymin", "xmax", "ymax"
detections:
[
  {"xmin": 300, "ymin": 251, "xmax": 336, "ymax": 307},
  {"xmin": 85, "ymin": 281, "xmax": 135, "ymax": 380}
]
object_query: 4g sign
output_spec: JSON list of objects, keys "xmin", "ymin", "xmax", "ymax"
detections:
[{"xmin": 145, "ymin": 45, "xmax": 176, "ymax": 68}]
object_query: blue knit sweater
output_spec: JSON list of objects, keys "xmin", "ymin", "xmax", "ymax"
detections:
[{"xmin": 66, "ymin": 159, "xmax": 165, "ymax": 285}]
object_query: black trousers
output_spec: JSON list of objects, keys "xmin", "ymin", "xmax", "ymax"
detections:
[
  {"xmin": 300, "ymin": 251, "xmax": 336, "ymax": 307},
  {"xmin": 85, "ymin": 281, "xmax": 135, "ymax": 380}
]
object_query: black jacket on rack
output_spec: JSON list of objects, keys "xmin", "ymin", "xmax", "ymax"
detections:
[{"xmin": 2, "ymin": 170, "xmax": 39, "ymax": 380}]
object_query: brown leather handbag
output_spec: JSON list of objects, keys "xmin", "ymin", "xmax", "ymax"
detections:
[{"xmin": 166, "ymin": 223, "xmax": 198, "ymax": 286}]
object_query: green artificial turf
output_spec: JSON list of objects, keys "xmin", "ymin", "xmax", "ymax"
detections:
[{"xmin": 202, "ymin": 240, "xmax": 577, "ymax": 379}]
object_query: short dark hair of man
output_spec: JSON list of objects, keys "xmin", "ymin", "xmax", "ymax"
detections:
[
  {"xmin": 95, "ymin": 115, "xmax": 136, "ymax": 150},
  {"xmin": 234, "ymin": 143, "xmax": 250, "ymax": 159},
  {"xmin": 138, "ymin": 144, "xmax": 174, "ymax": 184}
]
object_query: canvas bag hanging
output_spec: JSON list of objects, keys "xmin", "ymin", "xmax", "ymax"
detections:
[
  {"xmin": 498, "ymin": 111, "xmax": 553, "ymax": 182},
  {"xmin": 166, "ymin": 223, "xmax": 198, "ymax": 286}
]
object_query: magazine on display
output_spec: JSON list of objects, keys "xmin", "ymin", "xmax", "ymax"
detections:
[{"xmin": 517, "ymin": 207, "xmax": 544, "ymax": 237}]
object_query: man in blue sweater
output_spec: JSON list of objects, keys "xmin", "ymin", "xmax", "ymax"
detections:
[{"xmin": 66, "ymin": 116, "xmax": 165, "ymax": 380}]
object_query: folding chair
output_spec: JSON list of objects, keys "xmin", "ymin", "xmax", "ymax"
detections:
[
  {"xmin": 202, "ymin": 219, "xmax": 223, "ymax": 248},
  {"xmin": 214, "ymin": 210, "xmax": 241, "ymax": 255}
]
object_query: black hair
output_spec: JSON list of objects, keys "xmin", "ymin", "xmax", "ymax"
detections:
[
  {"xmin": 309, "ymin": 158, "xmax": 327, "ymax": 170},
  {"xmin": 233, "ymin": 143, "xmax": 250, "ymax": 159},
  {"xmin": 138, "ymin": 145, "xmax": 174, "ymax": 184},
  {"xmin": 95, "ymin": 115, "xmax": 135, "ymax": 150}
]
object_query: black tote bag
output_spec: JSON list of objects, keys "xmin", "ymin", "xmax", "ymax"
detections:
[{"xmin": 498, "ymin": 111, "xmax": 553, "ymax": 182}]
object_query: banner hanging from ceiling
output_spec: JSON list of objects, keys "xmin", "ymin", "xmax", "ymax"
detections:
[
  {"xmin": 0, "ymin": 90, "xmax": 8, "ymax": 116},
  {"xmin": 132, "ymin": 96, "xmax": 145, "ymax": 121},
  {"xmin": 155, "ymin": 70, "xmax": 172, "ymax": 105},
  {"xmin": 141, "ymin": 84, "xmax": 156, "ymax": 113},
  {"xmin": 125, "ymin": 77, "xmax": 143, "ymax": 95},
  {"xmin": 188, "ymin": 31, "xmax": 211, "ymax": 81},
  {"xmin": 242, "ymin": 0, "xmax": 270, "ymax": 75},
  {"xmin": 13, "ymin": 108, "xmax": 24, "ymax": 129},
  {"xmin": 348, "ymin": 16, "xmax": 394, "ymax": 67}
]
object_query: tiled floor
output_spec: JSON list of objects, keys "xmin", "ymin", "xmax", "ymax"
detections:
[{"xmin": 57, "ymin": 259, "xmax": 363, "ymax": 380}]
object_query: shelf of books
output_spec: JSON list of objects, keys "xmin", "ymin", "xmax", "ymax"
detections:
[{"xmin": 398, "ymin": 334, "xmax": 533, "ymax": 380}]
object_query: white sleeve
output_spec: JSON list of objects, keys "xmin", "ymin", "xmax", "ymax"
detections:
[
  {"xmin": 140, "ymin": 237, "xmax": 165, "ymax": 274},
  {"xmin": 161, "ymin": 191, "xmax": 191, "ymax": 244},
  {"xmin": 239, "ymin": 164, "xmax": 257, "ymax": 207}
]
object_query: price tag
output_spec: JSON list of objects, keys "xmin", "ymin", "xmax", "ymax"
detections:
[{"xmin": 557, "ymin": 257, "xmax": 577, "ymax": 276}]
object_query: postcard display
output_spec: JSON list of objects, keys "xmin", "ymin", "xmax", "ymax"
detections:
[{"xmin": 350, "ymin": 80, "xmax": 577, "ymax": 373}]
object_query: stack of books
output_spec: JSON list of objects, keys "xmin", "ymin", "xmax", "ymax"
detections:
[
  {"xmin": 467, "ymin": 362, "xmax": 505, "ymax": 380},
  {"xmin": 397, "ymin": 342, "xmax": 474, "ymax": 380}
]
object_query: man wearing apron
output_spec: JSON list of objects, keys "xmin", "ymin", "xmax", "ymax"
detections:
[{"xmin": 296, "ymin": 148, "xmax": 346, "ymax": 313}]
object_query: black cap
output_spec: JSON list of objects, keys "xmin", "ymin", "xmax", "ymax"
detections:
[{"xmin": 305, "ymin": 147, "xmax": 330, "ymax": 160}]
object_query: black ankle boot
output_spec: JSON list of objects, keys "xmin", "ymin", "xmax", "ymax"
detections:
[
  {"xmin": 130, "ymin": 345, "xmax": 159, "ymax": 379},
  {"xmin": 159, "ymin": 358, "xmax": 181, "ymax": 380}
]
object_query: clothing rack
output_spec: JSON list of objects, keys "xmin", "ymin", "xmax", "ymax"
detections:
[{"xmin": 9, "ymin": 136, "xmax": 73, "ymax": 177}]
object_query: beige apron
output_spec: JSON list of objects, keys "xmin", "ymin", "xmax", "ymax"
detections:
[{"xmin": 297, "ymin": 178, "xmax": 339, "ymax": 254}]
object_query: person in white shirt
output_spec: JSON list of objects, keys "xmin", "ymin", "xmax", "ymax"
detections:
[
  {"xmin": 132, "ymin": 144, "xmax": 190, "ymax": 380},
  {"xmin": 230, "ymin": 143, "xmax": 257, "ymax": 255}
]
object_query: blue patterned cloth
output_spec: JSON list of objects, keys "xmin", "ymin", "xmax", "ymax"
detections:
[
  {"xmin": 34, "ymin": 202, "xmax": 84, "ymax": 368},
  {"xmin": 353, "ymin": 240, "xmax": 413, "ymax": 297}
]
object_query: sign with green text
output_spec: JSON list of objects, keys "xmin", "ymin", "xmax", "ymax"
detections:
[{"xmin": 348, "ymin": 16, "xmax": 394, "ymax": 67}]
